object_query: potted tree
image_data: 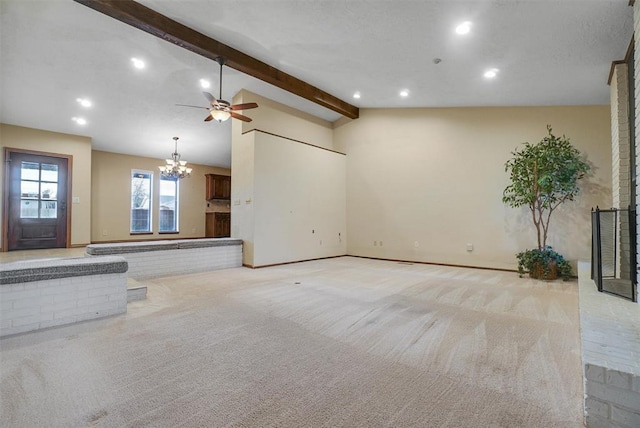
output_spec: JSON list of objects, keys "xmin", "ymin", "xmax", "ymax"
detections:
[{"xmin": 503, "ymin": 126, "xmax": 590, "ymax": 280}]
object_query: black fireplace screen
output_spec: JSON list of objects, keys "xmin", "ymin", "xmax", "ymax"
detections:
[{"xmin": 591, "ymin": 207, "xmax": 637, "ymax": 302}]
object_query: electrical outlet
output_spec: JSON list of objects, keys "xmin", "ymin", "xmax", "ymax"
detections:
[
  {"xmin": 374, "ymin": 240, "xmax": 377, "ymax": 246},
  {"xmin": 466, "ymin": 243, "xmax": 474, "ymax": 252},
  {"xmin": 414, "ymin": 241, "xmax": 419, "ymax": 248},
  {"xmin": 102, "ymin": 229, "xmax": 108, "ymax": 236},
  {"xmin": 191, "ymin": 227, "xmax": 196, "ymax": 233},
  {"xmin": 320, "ymin": 240, "xmax": 322, "ymax": 245}
]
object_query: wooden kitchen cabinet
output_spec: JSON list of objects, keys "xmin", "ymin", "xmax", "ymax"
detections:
[
  {"xmin": 205, "ymin": 212, "xmax": 231, "ymax": 238},
  {"xmin": 205, "ymin": 174, "xmax": 231, "ymax": 200}
]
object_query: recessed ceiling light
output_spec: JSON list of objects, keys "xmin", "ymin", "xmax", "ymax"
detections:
[
  {"xmin": 72, "ymin": 117, "xmax": 87, "ymax": 125},
  {"xmin": 353, "ymin": 92, "xmax": 361, "ymax": 99},
  {"xmin": 399, "ymin": 90, "xmax": 409, "ymax": 97},
  {"xmin": 130, "ymin": 57, "xmax": 145, "ymax": 69},
  {"xmin": 200, "ymin": 79, "xmax": 210, "ymax": 89},
  {"xmin": 455, "ymin": 21, "xmax": 472, "ymax": 35},
  {"xmin": 76, "ymin": 98, "xmax": 92, "ymax": 108},
  {"xmin": 484, "ymin": 68, "xmax": 499, "ymax": 79}
]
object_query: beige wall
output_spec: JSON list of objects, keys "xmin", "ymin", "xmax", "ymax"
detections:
[
  {"xmin": 231, "ymin": 118, "xmax": 256, "ymax": 266},
  {"xmin": 334, "ymin": 106, "xmax": 611, "ymax": 270},
  {"xmin": 2, "ymin": 102, "xmax": 613, "ymax": 273},
  {"xmin": 231, "ymin": 91, "xmax": 345, "ymax": 266},
  {"xmin": 252, "ymin": 132, "xmax": 346, "ymax": 266},
  {"xmin": 0, "ymin": 123, "xmax": 92, "ymax": 248},
  {"xmin": 234, "ymin": 90, "xmax": 334, "ymax": 150},
  {"xmin": 91, "ymin": 150, "xmax": 229, "ymax": 243}
]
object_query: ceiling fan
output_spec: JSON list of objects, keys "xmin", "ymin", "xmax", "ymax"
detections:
[{"xmin": 177, "ymin": 56, "xmax": 258, "ymax": 123}]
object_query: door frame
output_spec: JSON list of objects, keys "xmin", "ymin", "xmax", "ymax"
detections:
[{"xmin": 2, "ymin": 147, "xmax": 73, "ymax": 252}]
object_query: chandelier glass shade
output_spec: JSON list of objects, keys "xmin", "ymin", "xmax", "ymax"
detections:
[{"xmin": 159, "ymin": 137, "xmax": 192, "ymax": 179}]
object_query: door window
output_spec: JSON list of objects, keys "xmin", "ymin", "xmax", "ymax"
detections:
[{"xmin": 19, "ymin": 161, "xmax": 58, "ymax": 219}]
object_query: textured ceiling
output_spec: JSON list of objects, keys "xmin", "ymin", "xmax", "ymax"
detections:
[{"xmin": 0, "ymin": 0, "xmax": 634, "ymax": 167}]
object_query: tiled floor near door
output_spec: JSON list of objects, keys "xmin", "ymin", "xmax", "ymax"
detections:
[{"xmin": 0, "ymin": 247, "xmax": 86, "ymax": 263}]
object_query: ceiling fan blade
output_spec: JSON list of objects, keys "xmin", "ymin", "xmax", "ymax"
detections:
[
  {"xmin": 204, "ymin": 114, "xmax": 213, "ymax": 122},
  {"xmin": 202, "ymin": 91, "xmax": 218, "ymax": 106},
  {"xmin": 230, "ymin": 102, "xmax": 258, "ymax": 111},
  {"xmin": 230, "ymin": 111, "xmax": 252, "ymax": 122},
  {"xmin": 176, "ymin": 104, "xmax": 209, "ymax": 109}
]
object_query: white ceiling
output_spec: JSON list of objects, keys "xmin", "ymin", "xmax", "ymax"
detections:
[{"xmin": 0, "ymin": 0, "xmax": 634, "ymax": 168}]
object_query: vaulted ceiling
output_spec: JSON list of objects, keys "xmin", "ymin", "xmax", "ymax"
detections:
[{"xmin": 0, "ymin": 1, "xmax": 634, "ymax": 167}]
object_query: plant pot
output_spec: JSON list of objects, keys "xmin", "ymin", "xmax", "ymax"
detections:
[{"xmin": 529, "ymin": 260, "xmax": 558, "ymax": 280}]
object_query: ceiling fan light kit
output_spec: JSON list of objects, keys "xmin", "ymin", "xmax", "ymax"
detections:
[
  {"xmin": 176, "ymin": 56, "xmax": 258, "ymax": 123},
  {"xmin": 211, "ymin": 109, "xmax": 231, "ymax": 122}
]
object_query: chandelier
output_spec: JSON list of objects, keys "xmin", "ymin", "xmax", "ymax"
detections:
[{"xmin": 159, "ymin": 137, "xmax": 192, "ymax": 179}]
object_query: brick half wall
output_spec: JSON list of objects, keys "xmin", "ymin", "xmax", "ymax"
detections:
[
  {"xmin": 86, "ymin": 239, "xmax": 243, "ymax": 280},
  {"xmin": 1, "ymin": 256, "xmax": 128, "ymax": 337}
]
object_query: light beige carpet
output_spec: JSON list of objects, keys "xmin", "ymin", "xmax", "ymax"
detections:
[{"xmin": 0, "ymin": 257, "xmax": 583, "ymax": 427}]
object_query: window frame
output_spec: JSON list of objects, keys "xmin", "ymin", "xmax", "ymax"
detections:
[
  {"xmin": 159, "ymin": 175, "xmax": 179, "ymax": 234},
  {"xmin": 130, "ymin": 169, "xmax": 153, "ymax": 234}
]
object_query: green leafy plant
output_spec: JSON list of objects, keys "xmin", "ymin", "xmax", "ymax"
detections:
[
  {"xmin": 516, "ymin": 246, "xmax": 572, "ymax": 280},
  {"xmin": 503, "ymin": 126, "xmax": 590, "ymax": 280}
]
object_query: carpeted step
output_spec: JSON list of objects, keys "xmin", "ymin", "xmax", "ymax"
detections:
[{"xmin": 126, "ymin": 277, "xmax": 147, "ymax": 302}]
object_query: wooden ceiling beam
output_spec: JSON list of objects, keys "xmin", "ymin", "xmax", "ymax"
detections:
[{"xmin": 73, "ymin": 0, "xmax": 359, "ymax": 119}]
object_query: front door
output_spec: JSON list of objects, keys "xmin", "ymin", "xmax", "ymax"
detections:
[{"xmin": 4, "ymin": 149, "xmax": 71, "ymax": 250}]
